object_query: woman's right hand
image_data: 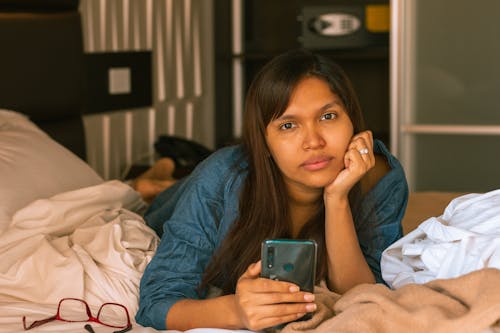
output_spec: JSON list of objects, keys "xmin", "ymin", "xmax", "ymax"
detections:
[{"xmin": 234, "ymin": 261, "xmax": 316, "ymax": 331}]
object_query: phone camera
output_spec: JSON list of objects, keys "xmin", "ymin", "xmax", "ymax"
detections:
[{"xmin": 267, "ymin": 247, "xmax": 274, "ymax": 268}]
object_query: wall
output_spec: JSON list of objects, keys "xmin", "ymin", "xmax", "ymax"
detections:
[
  {"xmin": 392, "ymin": 0, "xmax": 500, "ymax": 192},
  {"xmin": 79, "ymin": 0, "xmax": 214, "ymax": 180}
]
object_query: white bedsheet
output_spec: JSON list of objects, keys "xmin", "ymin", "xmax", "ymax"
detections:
[
  {"xmin": 0, "ymin": 301, "xmax": 164, "ymax": 332},
  {"xmin": 0, "ymin": 180, "xmax": 156, "ymax": 313},
  {"xmin": 381, "ymin": 189, "xmax": 500, "ymax": 288},
  {"xmin": 0, "ymin": 301, "xmax": 254, "ymax": 333},
  {"xmin": 0, "ymin": 181, "xmax": 254, "ymax": 333},
  {"xmin": 0, "ymin": 181, "xmax": 161, "ymax": 332}
]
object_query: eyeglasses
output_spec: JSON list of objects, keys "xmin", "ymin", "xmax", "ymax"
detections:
[{"xmin": 22, "ymin": 298, "xmax": 132, "ymax": 332}]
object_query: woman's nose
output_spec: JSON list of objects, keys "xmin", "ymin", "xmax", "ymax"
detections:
[{"xmin": 302, "ymin": 127, "xmax": 326, "ymax": 150}]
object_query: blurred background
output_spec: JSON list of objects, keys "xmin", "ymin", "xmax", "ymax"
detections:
[{"xmin": 25, "ymin": 0, "xmax": 500, "ymax": 192}]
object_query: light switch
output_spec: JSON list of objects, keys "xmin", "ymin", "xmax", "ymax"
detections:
[
  {"xmin": 84, "ymin": 51, "xmax": 152, "ymax": 112},
  {"xmin": 108, "ymin": 67, "xmax": 131, "ymax": 94}
]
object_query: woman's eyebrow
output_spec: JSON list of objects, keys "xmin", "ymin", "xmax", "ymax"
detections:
[
  {"xmin": 273, "ymin": 100, "xmax": 342, "ymax": 122},
  {"xmin": 320, "ymin": 100, "xmax": 342, "ymax": 111},
  {"xmin": 273, "ymin": 114, "xmax": 295, "ymax": 122}
]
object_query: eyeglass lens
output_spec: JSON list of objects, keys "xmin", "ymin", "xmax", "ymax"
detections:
[
  {"xmin": 59, "ymin": 299, "xmax": 90, "ymax": 321},
  {"xmin": 98, "ymin": 304, "xmax": 129, "ymax": 327}
]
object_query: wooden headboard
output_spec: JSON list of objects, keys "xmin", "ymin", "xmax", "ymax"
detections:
[{"xmin": 0, "ymin": 0, "xmax": 86, "ymax": 160}]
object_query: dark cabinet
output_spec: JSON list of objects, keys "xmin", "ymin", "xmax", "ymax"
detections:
[{"xmin": 214, "ymin": 0, "xmax": 390, "ymax": 147}]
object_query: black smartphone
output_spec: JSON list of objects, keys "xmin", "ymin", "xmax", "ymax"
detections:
[{"xmin": 261, "ymin": 239, "xmax": 318, "ymax": 324}]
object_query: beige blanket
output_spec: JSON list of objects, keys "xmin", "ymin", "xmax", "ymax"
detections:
[{"xmin": 282, "ymin": 268, "xmax": 500, "ymax": 333}]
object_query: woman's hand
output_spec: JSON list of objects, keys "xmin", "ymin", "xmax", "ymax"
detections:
[
  {"xmin": 322, "ymin": 131, "xmax": 377, "ymax": 292},
  {"xmin": 324, "ymin": 130, "xmax": 375, "ymax": 199},
  {"xmin": 234, "ymin": 261, "xmax": 316, "ymax": 331}
]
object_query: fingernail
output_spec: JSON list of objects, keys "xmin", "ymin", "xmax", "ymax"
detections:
[
  {"xmin": 306, "ymin": 303, "xmax": 317, "ymax": 311},
  {"xmin": 289, "ymin": 285, "xmax": 300, "ymax": 292},
  {"xmin": 304, "ymin": 293, "xmax": 315, "ymax": 301}
]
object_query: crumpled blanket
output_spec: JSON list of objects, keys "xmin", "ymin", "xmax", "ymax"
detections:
[
  {"xmin": 282, "ymin": 268, "xmax": 500, "ymax": 333},
  {"xmin": 381, "ymin": 189, "xmax": 500, "ymax": 289},
  {"xmin": 0, "ymin": 180, "xmax": 159, "ymax": 314}
]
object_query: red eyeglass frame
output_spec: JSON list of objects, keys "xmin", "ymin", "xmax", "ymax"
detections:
[{"xmin": 22, "ymin": 298, "xmax": 131, "ymax": 332}]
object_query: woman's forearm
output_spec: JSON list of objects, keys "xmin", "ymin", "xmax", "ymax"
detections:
[
  {"xmin": 324, "ymin": 196, "xmax": 375, "ymax": 293},
  {"xmin": 166, "ymin": 295, "xmax": 243, "ymax": 330}
]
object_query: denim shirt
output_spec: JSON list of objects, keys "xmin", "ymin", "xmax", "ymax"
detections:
[{"xmin": 135, "ymin": 140, "xmax": 408, "ymax": 330}]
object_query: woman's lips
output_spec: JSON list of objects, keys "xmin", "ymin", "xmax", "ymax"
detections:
[{"xmin": 301, "ymin": 156, "xmax": 333, "ymax": 171}]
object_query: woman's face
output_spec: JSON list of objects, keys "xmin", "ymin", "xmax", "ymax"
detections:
[{"xmin": 265, "ymin": 77, "xmax": 354, "ymax": 195}]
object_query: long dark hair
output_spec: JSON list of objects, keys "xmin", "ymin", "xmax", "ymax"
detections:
[{"xmin": 200, "ymin": 49, "xmax": 365, "ymax": 295}]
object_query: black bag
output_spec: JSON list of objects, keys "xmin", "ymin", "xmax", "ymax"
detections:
[{"xmin": 154, "ymin": 135, "xmax": 213, "ymax": 178}]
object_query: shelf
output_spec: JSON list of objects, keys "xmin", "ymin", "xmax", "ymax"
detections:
[{"xmin": 231, "ymin": 46, "xmax": 389, "ymax": 61}]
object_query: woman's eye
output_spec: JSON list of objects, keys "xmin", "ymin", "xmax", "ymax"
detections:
[
  {"xmin": 321, "ymin": 112, "xmax": 337, "ymax": 120},
  {"xmin": 279, "ymin": 122, "xmax": 295, "ymax": 130}
]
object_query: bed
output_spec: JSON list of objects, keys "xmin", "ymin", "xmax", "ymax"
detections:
[
  {"xmin": 2, "ymin": 112, "xmax": 498, "ymax": 333},
  {"xmin": 0, "ymin": 2, "xmax": 499, "ymax": 333},
  {"xmin": 0, "ymin": 2, "xmax": 168, "ymax": 332}
]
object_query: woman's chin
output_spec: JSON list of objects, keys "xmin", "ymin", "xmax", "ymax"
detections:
[{"xmin": 304, "ymin": 174, "xmax": 340, "ymax": 190}]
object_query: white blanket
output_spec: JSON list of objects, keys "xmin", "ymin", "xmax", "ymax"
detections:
[
  {"xmin": 0, "ymin": 300, "xmax": 253, "ymax": 333},
  {"xmin": 0, "ymin": 181, "xmax": 258, "ymax": 333},
  {"xmin": 0, "ymin": 180, "xmax": 158, "ymax": 314},
  {"xmin": 382, "ymin": 189, "xmax": 500, "ymax": 288}
]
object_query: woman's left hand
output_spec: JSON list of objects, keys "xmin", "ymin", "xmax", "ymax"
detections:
[{"xmin": 324, "ymin": 130, "xmax": 375, "ymax": 198}]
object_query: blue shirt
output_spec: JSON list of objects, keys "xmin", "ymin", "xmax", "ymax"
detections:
[{"xmin": 135, "ymin": 140, "xmax": 408, "ymax": 329}]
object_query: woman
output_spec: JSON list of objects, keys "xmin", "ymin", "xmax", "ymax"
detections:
[{"xmin": 136, "ymin": 49, "xmax": 408, "ymax": 331}]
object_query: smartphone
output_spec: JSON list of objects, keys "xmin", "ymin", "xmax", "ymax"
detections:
[
  {"xmin": 261, "ymin": 239, "xmax": 317, "ymax": 291},
  {"xmin": 261, "ymin": 239, "xmax": 317, "ymax": 325}
]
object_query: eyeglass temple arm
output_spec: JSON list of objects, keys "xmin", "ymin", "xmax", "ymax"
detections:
[{"xmin": 23, "ymin": 315, "xmax": 57, "ymax": 330}]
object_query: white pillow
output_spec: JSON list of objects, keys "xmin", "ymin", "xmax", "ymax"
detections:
[{"xmin": 0, "ymin": 109, "xmax": 103, "ymax": 230}]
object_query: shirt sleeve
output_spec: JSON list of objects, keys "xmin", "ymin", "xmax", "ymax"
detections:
[
  {"xmin": 135, "ymin": 149, "xmax": 238, "ymax": 330},
  {"xmin": 354, "ymin": 141, "xmax": 409, "ymax": 284}
]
